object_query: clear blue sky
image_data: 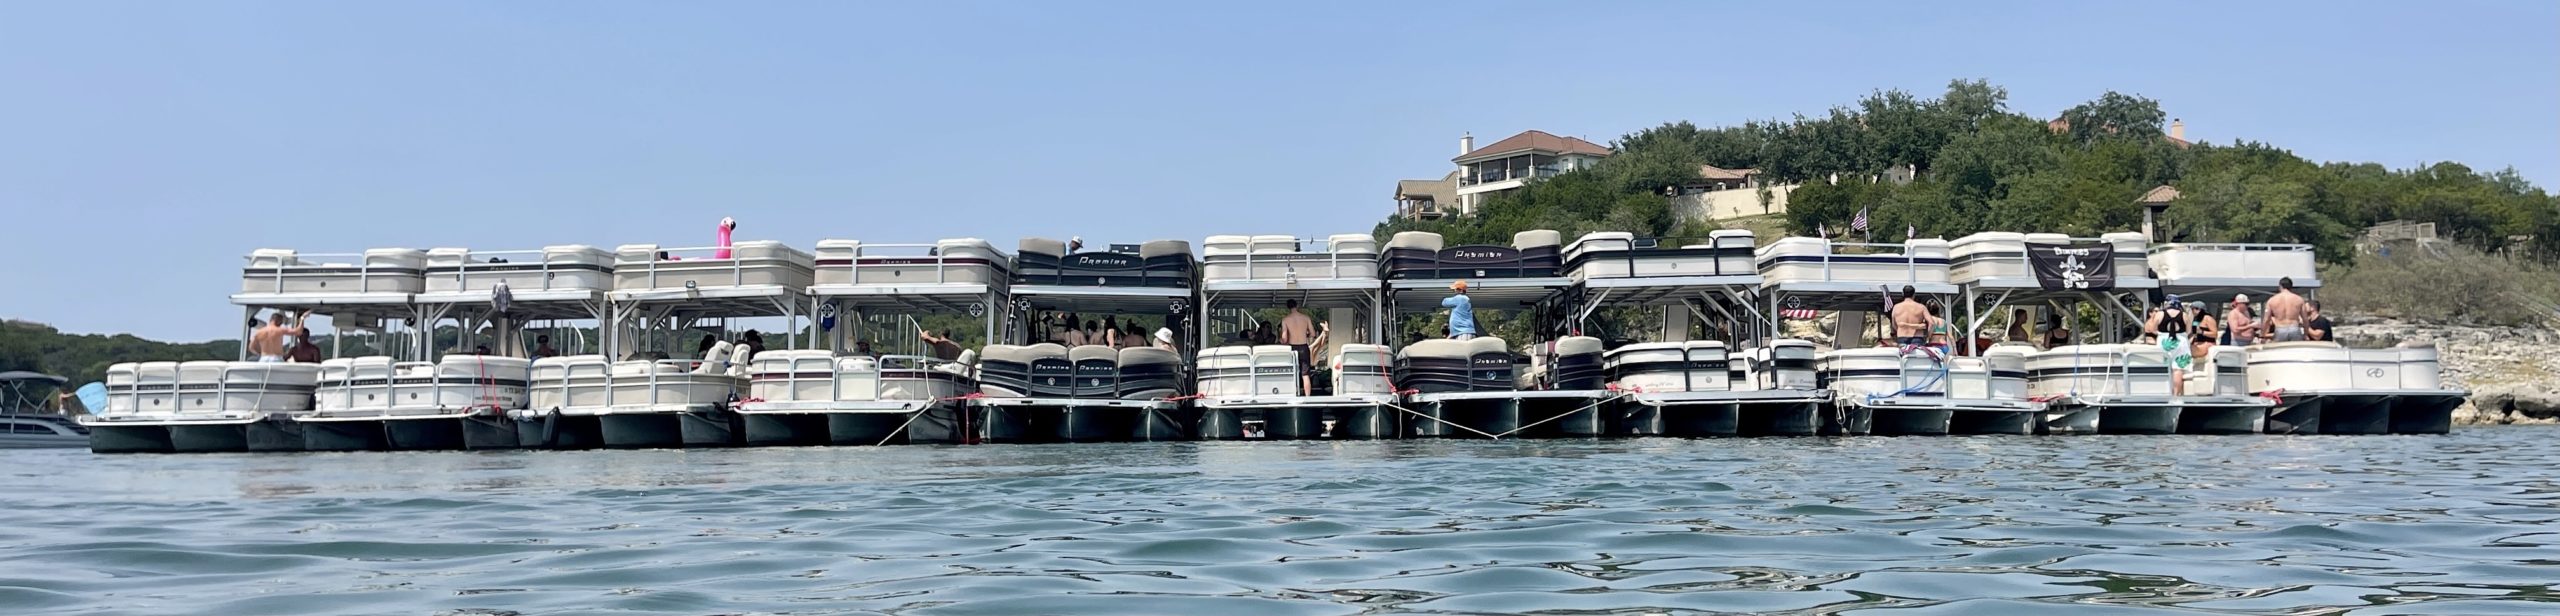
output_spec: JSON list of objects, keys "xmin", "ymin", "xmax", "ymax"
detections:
[{"xmin": 4, "ymin": 1, "xmax": 2554, "ymax": 341}]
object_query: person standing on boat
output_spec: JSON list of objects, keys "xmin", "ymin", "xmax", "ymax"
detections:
[
  {"xmin": 288, "ymin": 325, "xmax": 323, "ymax": 363},
  {"xmin": 2189, "ymin": 301, "xmax": 2220, "ymax": 361},
  {"xmin": 1443, "ymin": 281, "xmax": 1478, "ymax": 341},
  {"xmin": 714, "ymin": 217, "xmax": 737, "ymax": 259},
  {"xmin": 2223, "ymin": 295, "xmax": 2258, "ymax": 346},
  {"xmin": 2263, "ymin": 277, "xmax": 2310, "ymax": 342},
  {"xmin": 1889, "ymin": 285, "xmax": 1931, "ymax": 348},
  {"xmin": 248, "ymin": 310, "xmax": 301, "ymax": 362},
  {"xmin": 2147, "ymin": 295, "xmax": 2194, "ymax": 396},
  {"xmin": 917, "ymin": 328, "xmax": 964, "ymax": 361},
  {"xmin": 1280, "ymin": 299, "xmax": 1320, "ymax": 394},
  {"xmin": 2305, "ymin": 300, "xmax": 2334, "ymax": 342},
  {"xmin": 532, "ymin": 334, "xmax": 560, "ymax": 359},
  {"xmin": 2006, "ymin": 309, "xmax": 2034, "ymax": 344}
]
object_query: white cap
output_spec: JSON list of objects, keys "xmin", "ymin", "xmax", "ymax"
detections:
[
  {"xmin": 1154, "ymin": 328, "xmax": 1173, "ymax": 344},
  {"xmin": 2233, "ymin": 293, "xmax": 2250, "ymax": 303}
]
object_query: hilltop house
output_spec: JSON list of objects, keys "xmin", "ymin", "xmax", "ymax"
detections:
[{"xmin": 1393, "ymin": 130, "xmax": 1612, "ymax": 219}]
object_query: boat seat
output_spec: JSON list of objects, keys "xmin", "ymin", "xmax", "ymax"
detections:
[
  {"xmin": 1387, "ymin": 231, "xmax": 1444, "ymax": 252},
  {"xmin": 1332, "ymin": 343, "xmax": 1394, "ymax": 395}
]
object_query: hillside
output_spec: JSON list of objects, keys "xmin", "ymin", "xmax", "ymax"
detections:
[
  {"xmin": 0, "ymin": 320, "xmax": 241, "ymax": 387},
  {"xmin": 1376, "ymin": 80, "xmax": 2557, "ymax": 263}
]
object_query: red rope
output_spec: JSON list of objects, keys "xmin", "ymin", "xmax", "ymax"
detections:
[{"xmin": 2257, "ymin": 388, "xmax": 2285, "ymax": 403}]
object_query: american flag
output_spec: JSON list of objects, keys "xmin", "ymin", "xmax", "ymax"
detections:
[{"xmin": 1850, "ymin": 206, "xmax": 1869, "ymax": 232}]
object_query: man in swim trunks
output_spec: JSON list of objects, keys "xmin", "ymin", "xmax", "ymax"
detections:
[
  {"xmin": 2263, "ymin": 277, "xmax": 2309, "ymax": 342},
  {"xmin": 248, "ymin": 311, "xmax": 295, "ymax": 362},
  {"xmin": 1889, "ymin": 285, "xmax": 1931, "ymax": 348},
  {"xmin": 1279, "ymin": 298, "xmax": 1319, "ymax": 395}
]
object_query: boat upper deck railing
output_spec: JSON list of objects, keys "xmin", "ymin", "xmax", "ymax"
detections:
[
  {"xmin": 240, "ymin": 249, "xmax": 427, "ymax": 296},
  {"xmin": 2146, "ymin": 243, "xmax": 2320, "ymax": 285},
  {"xmin": 1203, "ymin": 235, "xmax": 1379, "ymax": 283},
  {"xmin": 425, "ymin": 247, "xmax": 616, "ymax": 293},
  {"xmin": 614, "ymin": 244, "xmax": 816, "ymax": 292},
  {"xmin": 1757, "ymin": 240, "xmax": 1949, "ymax": 286},
  {"xmin": 817, "ymin": 241, "xmax": 1013, "ymax": 288}
]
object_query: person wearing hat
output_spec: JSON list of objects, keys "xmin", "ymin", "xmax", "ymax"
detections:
[
  {"xmin": 2224, "ymin": 294, "xmax": 2258, "ymax": 346},
  {"xmin": 1152, "ymin": 327, "xmax": 1178, "ymax": 352},
  {"xmin": 2147, "ymin": 294, "xmax": 2195, "ymax": 396},
  {"xmin": 1443, "ymin": 280, "xmax": 1478, "ymax": 340}
]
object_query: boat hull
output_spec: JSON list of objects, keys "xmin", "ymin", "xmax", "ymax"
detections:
[
  {"xmin": 384, "ymin": 418, "xmax": 466, "ymax": 450},
  {"xmin": 743, "ymin": 414, "xmax": 831, "ymax": 447},
  {"xmin": 1260, "ymin": 407, "xmax": 1326, "ymax": 440},
  {"xmin": 2390, "ymin": 393, "xmax": 2463, "ymax": 435},
  {"xmin": 2317, "ymin": 394, "xmax": 2393, "ymax": 435},
  {"xmin": 2179, "ymin": 405, "xmax": 2266, "ymax": 435},
  {"xmin": 303, "ymin": 420, "xmax": 388, "ymax": 451},
  {"xmin": 1408, "ymin": 396, "xmax": 1519, "ymax": 439},
  {"xmin": 1196, "ymin": 407, "xmax": 1245, "ymax": 440},
  {"xmin": 1821, "ymin": 404, "xmax": 1873, "ymax": 436},
  {"xmin": 1335, "ymin": 406, "xmax": 1394, "ymax": 439},
  {"xmin": 1869, "ymin": 407, "xmax": 1952, "ymax": 436},
  {"xmin": 460, "ymin": 415, "xmax": 522, "ymax": 449},
  {"xmin": 2266, "ymin": 397, "xmax": 2325, "ymax": 435},
  {"xmin": 87, "ymin": 425, "xmax": 172, "ymax": 454},
  {"xmin": 1521, "ymin": 395, "xmax": 1609, "ymax": 438},
  {"xmin": 168, "ymin": 424, "xmax": 249, "ymax": 453},
  {"xmin": 598, "ymin": 413, "xmax": 685, "ymax": 449},
  {"xmin": 826, "ymin": 412, "xmax": 909, "ymax": 445},
  {"xmin": 1739, "ymin": 401, "xmax": 1821, "ymax": 437},
  {"xmin": 2096, "ymin": 405, "xmax": 2177, "ymax": 435},
  {"xmin": 1949, "ymin": 409, "xmax": 2035, "ymax": 435}
]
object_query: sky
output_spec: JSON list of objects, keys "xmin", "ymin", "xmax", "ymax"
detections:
[{"xmin": 2, "ymin": 1, "xmax": 2554, "ymax": 341}]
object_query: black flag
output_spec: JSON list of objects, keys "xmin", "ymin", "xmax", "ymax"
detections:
[{"xmin": 2027, "ymin": 242, "xmax": 2116, "ymax": 291}]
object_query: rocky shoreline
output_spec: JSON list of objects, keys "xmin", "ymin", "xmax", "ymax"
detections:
[{"xmin": 2334, "ymin": 319, "xmax": 2560, "ymax": 426}]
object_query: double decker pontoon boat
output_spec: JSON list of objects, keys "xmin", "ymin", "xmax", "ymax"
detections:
[
  {"xmin": 1560, "ymin": 230, "xmax": 1828, "ymax": 436},
  {"xmin": 1193, "ymin": 234, "xmax": 1390, "ymax": 439},
  {"xmin": 523, "ymin": 241, "xmax": 813, "ymax": 448},
  {"xmin": 316, "ymin": 244, "xmax": 615, "ymax": 450},
  {"xmin": 86, "ymin": 249, "xmax": 424, "ymax": 453},
  {"xmin": 972, "ymin": 238, "xmax": 1196, "ymax": 442},
  {"xmin": 2148, "ymin": 242, "xmax": 2459, "ymax": 434},
  {"xmin": 734, "ymin": 238, "xmax": 1004, "ymax": 446},
  {"xmin": 1757, "ymin": 237, "xmax": 2044, "ymax": 435},
  {"xmin": 1382, "ymin": 230, "xmax": 1570, "ymax": 438},
  {"xmin": 1948, "ymin": 231, "xmax": 2272, "ymax": 434}
]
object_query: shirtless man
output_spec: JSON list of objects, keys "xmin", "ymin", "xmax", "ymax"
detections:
[
  {"xmin": 1888, "ymin": 285, "xmax": 1931, "ymax": 348},
  {"xmin": 247, "ymin": 311, "xmax": 301, "ymax": 362},
  {"xmin": 1279, "ymin": 299, "xmax": 1319, "ymax": 395},
  {"xmin": 2262, "ymin": 277, "xmax": 2310, "ymax": 342}
]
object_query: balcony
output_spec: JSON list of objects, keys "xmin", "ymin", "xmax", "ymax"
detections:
[{"xmin": 1457, "ymin": 165, "xmax": 1565, "ymax": 187}]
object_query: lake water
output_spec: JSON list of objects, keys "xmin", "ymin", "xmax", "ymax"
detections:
[{"xmin": 4, "ymin": 430, "xmax": 2557, "ymax": 615}]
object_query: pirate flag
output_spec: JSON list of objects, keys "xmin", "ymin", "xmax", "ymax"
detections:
[{"xmin": 2027, "ymin": 242, "xmax": 2117, "ymax": 291}]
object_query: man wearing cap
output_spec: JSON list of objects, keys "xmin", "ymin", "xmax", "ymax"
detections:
[
  {"xmin": 2224, "ymin": 294, "xmax": 2258, "ymax": 346},
  {"xmin": 1443, "ymin": 281, "xmax": 1478, "ymax": 340}
]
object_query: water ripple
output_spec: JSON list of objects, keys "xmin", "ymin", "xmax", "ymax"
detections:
[{"xmin": 3, "ymin": 430, "xmax": 2557, "ymax": 614}]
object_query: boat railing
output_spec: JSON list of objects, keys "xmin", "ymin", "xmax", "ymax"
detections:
[
  {"xmin": 760, "ymin": 353, "xmax": 967, "ymax": 403},
  {"xmin": 1813, "ymin": 241, "xmax": 1930, "ymax": 284},
  {"xmin": 541, "ymin": 358, "xmax": 739, "ymax": 410},
  {"xmin": 1220, "ymin": 236, "xmax": 1371, "ymax": 282},
  {"xmin": 839, "ymin": 242, "xmax": 1001, "ymax": 286},
  {"xmin": 2146, "ymin": 243, "xmax": 2318, "ymax": 280},
  {"xmin": 150, "ymin": 363, "xmax": 308, "ymax": 419},
  {"xmin": 242, "ymin": 251, "xmax": 400, "ymax": 291},
  {"xmin": 322, "ymin": 360, "xmax": 515, "ymax": 412},
  {"xmin": 1583, "ymin": 235, "xmax": 1748, "ymax": 277},
  {"xmin": 628, "ymin": 245, "xmax": 777, "ymax": 289},
  {"xmin": 430, "ymin": 249, "xmax": 594, "ymax": 292}
]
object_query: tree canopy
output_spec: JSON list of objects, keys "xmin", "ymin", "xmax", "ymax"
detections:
[{"xmin": 1376, "ymin": 79, "xmax": 2560, "ymax": 265}]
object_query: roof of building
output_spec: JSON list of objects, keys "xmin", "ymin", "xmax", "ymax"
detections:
[
  {"xmin": 1696, "ymin": 164, "xmax": 1759, "ymax": 181},
  {"xmin": 2137, "ymin": 185, "xmax": 2180, "ymax": 204},
  {"xmin": 1454, "ymin": 130, "xmax": 1613, "ymax": 163},
  {"xmin": 1395, "ymin": 171, "xmax": 1459, "ymax": 201}
]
